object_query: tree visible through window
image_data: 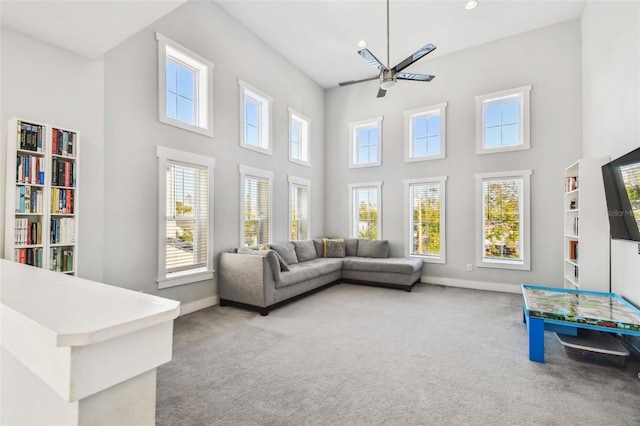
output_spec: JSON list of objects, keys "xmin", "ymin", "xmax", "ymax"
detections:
[
  {"xmin": 350, "ymin": 184, "xmax": 382, "ymax": 240},
  {"xmin": 289, "ymin": 177, "xmax": 310, "ymax": 241},
  {"xmin": 482, "ymin": 178, "xmax": 522, "ymax": 260},
  {"xmin": 410, "ymin": 183, "xmax": 441, "ymax": 256}
]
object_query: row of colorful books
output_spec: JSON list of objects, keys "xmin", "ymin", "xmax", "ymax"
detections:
[
  {"xmin": 51, "ymin": 188, "xmax": 74, "ymax": 214},
  {"xmin": 50, "ymin": 218, "xmax": 76, "ymax": 244},
  {"xmin": 15, "ymin": 247, "xmax": 44, "ymax": 267},
  {"xmin": 18, "ymin": 121, "xmax": 44, "ymax": 153},
  {"xmin": 52, "ymin": 128, "xmax": 76, "ymax": 158},
  {"xmin": 15, "ymin": 186, "xmax": 44, "ymax": 214},
  {"xmin": 14, "ymin": 218, "xmax": 43, "ymax": 246},
  {"xmin": 49, "ymin": 247, "xmax": 74, "ymax": 273},
  {"xmin": 16, "ymin": 154, "xmax": 45, "ymax": 185},
  {"xmin": 564, "ymin": 176, "xmax": 579, "ymax": 192},
  {"xmin": 51, "ymin": 157, "xmax": 76, "ymax": 188}
]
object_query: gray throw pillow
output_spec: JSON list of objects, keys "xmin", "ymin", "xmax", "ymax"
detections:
[
  {"xmin": 313, "ymin": 239, "xmax": 325, "ymax": 258},
  {"xmin": 356, "ymin": 239, "xmax": 389, "ymax": 258},
  {"xmin": 325, "ymin": 240, "xmax": 345, "ymax": 258},
  {"xmin": 270, "ymin": 242, "xmax": 298, "ymax": 265},
  {"xmin": 344, "ymin": 239, "xmax": 359, "ymax": 256},
  {"xmin": 293, "ymin": 240, "xmax": 317, "ymax": 262},
  {"xmin": 271, "ymin": 250, "xmax": 290, "ymax": 271}
]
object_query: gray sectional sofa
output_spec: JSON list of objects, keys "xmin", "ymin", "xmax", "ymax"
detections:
[{"xmin": 219, "ymin": 238, "xmax": 423, "ymax": 315}]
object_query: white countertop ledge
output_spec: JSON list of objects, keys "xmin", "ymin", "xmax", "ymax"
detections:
[{"xmin": 1, "ymin": 260, "xmax": 180, "ymax": 347}]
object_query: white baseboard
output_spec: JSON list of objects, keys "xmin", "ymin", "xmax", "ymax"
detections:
[
  {"xmin": 421, "ymin": 276, "xmax": 521, "ymax": 294},
  {"xmin": 179, "ymin": 295, "xmax": 219, "ymax": 316}
]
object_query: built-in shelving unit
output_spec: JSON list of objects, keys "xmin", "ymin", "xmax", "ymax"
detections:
[
  {"xmin": 563, "ymin": 158, "xmax": 609, "ymax": 291},
  {"xmin": 4, "ymin": 117, "xmax": 79, "ymax": 274}
]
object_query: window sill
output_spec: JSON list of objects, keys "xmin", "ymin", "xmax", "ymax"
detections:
[
  {"xmin": 240, "ymin": 142, "xmax": 272, "ymax": 156},
  {"xmin": 349, "ymin": 162, "xmax": 381, "ymax": 169},
  {"xmin": 405, "ymin": 154, "xmax": 445, "ymax": 163},
  {"xmin": 289, "ymin": 157, "xmax": 310, "ymax": 167},
  {"xmin": 476, "ymin": 143, "xmax": 529, "ymax": 155},
  {"xmin": 477, "ymin": 259, "xmax": 530, "ymax": 271},
  {"xmin": 157, "ymin": 270, "xmax": 214, "ymax": 289},
  {"xmin": 410, "ymin": 254, "xmax": 445, "ymax": 264},
  {"xmin": 159, "ymin": 115, "xmax": 213, "ymax": 138}
]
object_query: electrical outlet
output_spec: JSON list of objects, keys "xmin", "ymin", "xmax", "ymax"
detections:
[{"xmin": 466, "ymin": 264, "xmax": 473, "ymax": 272}]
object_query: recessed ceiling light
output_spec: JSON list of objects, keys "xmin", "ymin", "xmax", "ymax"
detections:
[
  {"xmin": 465, "ymin": 0, "xmax": 478, "ymax": 10},
  {"xmin": 357, "ymin": 40, "xmax": 367, "ymax": 48}
]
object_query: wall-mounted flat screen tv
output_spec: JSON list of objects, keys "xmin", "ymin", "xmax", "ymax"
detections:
[{"xmin": 602, "ymin": 146, "xmax": 640, "ymax": 242}]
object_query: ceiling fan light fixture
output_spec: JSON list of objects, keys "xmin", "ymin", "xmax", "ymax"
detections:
[
  {"xmin": 357, "ymin": 40, "xmax": 367, "ymax": 48},
  {"xmin": 380, "ymin": 69, "xmax": 397, "ymax": 90},
  {"xmin": 465, "ymin": 0, "xmax": 479, "ymax": 10}
]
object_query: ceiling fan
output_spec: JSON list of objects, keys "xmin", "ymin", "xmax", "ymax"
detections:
[{"xmin": 338, "ymin": 0, "xmax": 436, "ymax": 98}]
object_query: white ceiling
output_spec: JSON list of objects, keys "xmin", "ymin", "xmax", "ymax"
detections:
[{"xmin": 1, "ymin": 0, "xmax": 586, "ymax": 88}]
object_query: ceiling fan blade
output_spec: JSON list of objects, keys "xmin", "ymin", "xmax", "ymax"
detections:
[
  {"xmin": 338, "ymin": 76, "xmax": 379, "ymax": 86},
  {"xmin": 393, "ymin": 43, "xmax": 436, "ymax": 73},
  {"xmin": 377, "ymin": 87, "xmax": 387, "ymax": 98},
  {"xmin": 358, "ymin": 48, "xmax": 385, "ymax": 72},
  {"xmin": 397, "ymin": 73, "xmax": 436, "ymax": 82}
]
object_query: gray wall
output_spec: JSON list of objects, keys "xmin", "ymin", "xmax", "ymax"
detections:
[
  {"xmin": 0, "ymin": 27, "xmax": 105, "ymax": 283},
  {"xmin": 102, "ymin": 1, "xmax": 325, "ymax": 304},
  {"xmin": 324, "ymin": 20, "xmax": 583, "ymax": 291},
  {"xmin": 582, "ymin": 1, "xmax": 640, "ymax": 305}
]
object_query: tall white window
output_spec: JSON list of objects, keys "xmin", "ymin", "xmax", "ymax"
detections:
[
  {"xmin": 349, "ymin": 182, "xmax": 382, "ymax": 239},
  {"xmin": 289, "ymin": 108, "xmax": 310, "ymax": 166},
  {"xmin": 349, "ymin": 117, "xmax": 383, "ymax": 168},
  {"xmin": 240, "ymin": 165, "xmax": 273, "ymax": 247},
  {"xmin": 404, "ymin": 103, "xmax": 447, "ymax": 162},
  {"xmin": 475, "ymin": 170, "xmax": 532, "ymax": 270},
  {"xmin": 289, "ymin": 176, "xmax": 311, "ymax": 241},
  {"xmin": 239, "ymin": 80, "xmax": 272, "ymax": 155},
  {"xmin": 403, "ymin": 177, "xmax": 446, "ymax": 263},
  {"xmin": 476, "ymin": 85, "xmax": 531, "ymax": 154},
  {"xmin": 157, "ymin": 33, "xmax": 214, "ymax": 137},
  {"xmin": 157, "ymin": 146, "xmax": 215, "ymax": 288}
]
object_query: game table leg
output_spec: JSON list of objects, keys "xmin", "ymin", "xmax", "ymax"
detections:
[{"xmin": 528, "ymin": 316, "xmax": 545, "ymax": 363}]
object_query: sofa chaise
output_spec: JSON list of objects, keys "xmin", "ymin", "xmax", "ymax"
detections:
[{"xmin": 219, "ymin": 238, "xmax": 423, "ymax": 315}]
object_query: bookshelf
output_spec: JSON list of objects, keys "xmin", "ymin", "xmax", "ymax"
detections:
[
  {"xmin": 4, "ymin": 117, "xmax": 79, "ymax": 274},
  {"xmin": 563, "ymin": 158, "xmax": 609, "ymax": 291}
]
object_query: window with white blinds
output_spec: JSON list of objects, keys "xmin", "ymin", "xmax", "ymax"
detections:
[
  {"xmin": 240, "ymin": 165, "xmax": 273, "ymax": 247},
  {"xmin": 403, "ymin": 177, "xmax": 446, "ymax": 262},
  {"xmin": 475, "ymin": 170, "xmax": 531, "ymax": 270},
  {"xmin": 157, "ymin": 146, "xmax": 215, "ymax": 288},
  {"xmin": 289, "ymin": 176, "xmax": 310, "ymax": 241},
  {"xmin": 349, "ymin": 182, "xmax": 382, "ymax": 240}
]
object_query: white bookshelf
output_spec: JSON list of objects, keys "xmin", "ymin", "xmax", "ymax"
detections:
[
  {"xmin": 563, "ymin": 158, "xmax": 609, "ymax": 291},
  {"xmin": 4, "ymin": 117, "xmax": 79, "ymax": 274}
]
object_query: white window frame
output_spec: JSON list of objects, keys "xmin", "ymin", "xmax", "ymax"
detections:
[
  {"xmin": 475, "ymin": 170, "xmax": 532, "ymax": 270},
  {"xmin": 288, "ymin": 175, "xmax": 311, "ymax": 241},
  {"xmin": 403, "ymin": 176, "xmax": 447, "ymax": 263},
  {"xmin": 475, "ymin": 85, "xmax": 531, "ymax": 154},
  {"xmin": 288, "ymin": 108, "xmax": 310, "ymax": 166},
  {"xmin": 349, "ymin": 116, "xmax": 383, "ymax": 168},
  {"xmin": 239, "ymin": 80, "xmax": 273, "ymax": 155},
  {"xmin": 349, "ymin": 181, "xmax": 383, "ymax": 239},
  {"xmin": 239, "ymin": 165, "xmax": 273, "ymax": 247},
  {"xmin": 404, "ymin": 103, "xmax": 447, "ymax": 162},
  {"xmin": 157, "ymin": 33, "xmax": 214, "ymax": 137},
  {"xmin": 156, "ymin": 146, "xmax": 215, "ymax": 288}
]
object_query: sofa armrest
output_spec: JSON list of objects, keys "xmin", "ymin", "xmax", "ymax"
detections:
[{"xmin": 219, "ymin": 252, "xmax": 277, "ymax": 307}]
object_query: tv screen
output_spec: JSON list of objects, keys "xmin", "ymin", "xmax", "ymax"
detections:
[{"xmin": 602, "ymin": 146, "xmax": 640, "ymax": 242}]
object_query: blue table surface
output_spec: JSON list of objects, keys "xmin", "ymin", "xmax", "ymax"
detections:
[{"xmin": 521, "ymin": 284, "xmax": 640, "ymax": 332}]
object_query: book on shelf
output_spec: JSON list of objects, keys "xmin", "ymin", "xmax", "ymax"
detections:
[
  {"xmin": 569, "ymin": 240, "xmax": 579, "ymax": 261},
  {"xmin": 52, "ymin": 128, "xmax": 76, "ymax": 157},
  {"xmin": 564, "ymin": 176, "xmax": 579, "ymax": 192},
  {"xmin": 18, "ymin": 121, "xmax": 44, "ymax": 153}
]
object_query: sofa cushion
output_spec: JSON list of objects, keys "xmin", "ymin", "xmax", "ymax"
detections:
[
  {"xmin": 357, "ymin": 239, "xmax": 389, "ymax": 258},
  {"xmin": 322, "ymin": 238, "xmax": 344, "ymax": 256},
  {"xmin": 276, "ymin": 258, "xmax": 343, "ymax": 289},
  {"xmin": 270, "ymin": 242, "xmax": 298, "ymax": 265},
  {"xmin": 293, "ymin": 240, "xmax": 317, "ymax": 262},
  {"xmin": 342, "ymin": 257, "xmax": 423, "ymax": 274},
  {"xmin": 324, "ymin": 240, "xmax": 346, "ymax": 258},
  {"xmin": 344, "ymin": 239, "xmax": 359, "ymax": 256}
]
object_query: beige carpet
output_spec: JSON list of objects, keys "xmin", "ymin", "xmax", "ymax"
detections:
[{"xmin": 157, "ymin": 283, "xmax": 640, "ymax": 425}]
